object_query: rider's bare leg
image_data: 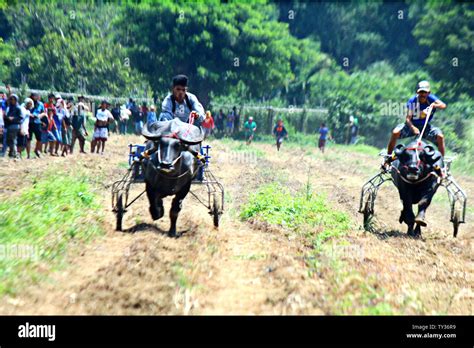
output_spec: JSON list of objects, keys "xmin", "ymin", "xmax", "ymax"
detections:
[
  {"xmin": 437, "ymin": 134, "xmax": 445, "ymax": 157},
  {"xmin": 387, "ymin": 129, "xmax": 400, "ymax": 155}
]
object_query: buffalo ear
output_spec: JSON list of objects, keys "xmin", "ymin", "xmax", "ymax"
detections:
[{"xmin": 394, "ymin": 144, "xmax": 405, "ymax": 158}]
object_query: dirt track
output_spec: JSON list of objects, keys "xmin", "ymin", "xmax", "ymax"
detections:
[{"xmin": 0, "ymin": 134, "xmax": 473, "ymax": 314}]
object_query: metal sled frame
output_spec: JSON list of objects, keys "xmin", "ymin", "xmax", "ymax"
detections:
[
  {"xmin": 359, "ymin": 158, "xmax": 467, "ymax": 237},
  {"xmin": 111, "ymin": 144, "xmax": 225, "ymax": 231}
]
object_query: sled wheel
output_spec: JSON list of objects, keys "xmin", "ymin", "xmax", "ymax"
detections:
[
  {"xmin": 453, "ymin": 210, "xmax": 461, "ymax": 238},
  {"xmin": 212, "ymin": 193, "xmax": 221, "ymax": 228},
  {"xmin": 116, "ymin": 193, "xmax": 125, "ymax": 231}
]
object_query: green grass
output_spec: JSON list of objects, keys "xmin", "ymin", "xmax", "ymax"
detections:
[
  {"xmin": 240, "ymin": 183, "xmax": 350, "ymax": 237},
  {"xmin": 0, "ymin": 171, "xmax": 104, "ymax": 295}
]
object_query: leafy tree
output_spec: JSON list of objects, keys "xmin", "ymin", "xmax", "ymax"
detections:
[
  {"xmin": 118, "ymin": 1, "xmax": 299, "ymax": 105},
  {"xmin": 413, "ymin": 1, "xmax": 474, "ymax": 98}
]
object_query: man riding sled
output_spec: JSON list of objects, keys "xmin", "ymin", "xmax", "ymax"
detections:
[{"xmin": 385, "ymin": 80, "xmax": 447, "ymax": 167}]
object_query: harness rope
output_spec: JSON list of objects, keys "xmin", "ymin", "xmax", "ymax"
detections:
[{"xmin": 414, "ymin": 104, "xmax": 434, "ymax": 163}]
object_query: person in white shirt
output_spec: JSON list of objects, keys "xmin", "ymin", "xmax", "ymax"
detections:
[
  {"xmin": 119, "ymin": 104, "xmax": 131, "ymax": 134},
  {"xmin": 91, "ymin": 100, "xmax": 114, "ymax": 154},
  {"xmin": 18, "ymin": 98, "xmax": 33, "ymax": 159}
]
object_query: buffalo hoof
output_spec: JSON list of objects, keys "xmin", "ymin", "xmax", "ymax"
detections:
[
  {"xmin": 150, "ymin": 205, "xmax": 164, "ymax": 221},
  {"xmin": 415, "ymin": 212, "xmax": 427, "ymax": 227},
  {"xmin": 408, "ymin": 224, "xmax": 422, "ymax": 239},
  {"xmin": 168, "ymin": 229, "xmax": 178, "ymax": 238}
]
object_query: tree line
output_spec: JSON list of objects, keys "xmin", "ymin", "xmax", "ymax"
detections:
[{"xmin": 0, "ymin": 1, "xmax": 472, "ymax": 154}]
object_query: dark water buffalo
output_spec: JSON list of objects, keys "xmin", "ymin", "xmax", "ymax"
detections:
[
  {"xmin": 141, "ymin": 119, "xmax": 203, "ymax": 237},
  {"xmin": 390, "ymin": 140, "xmax": 444, "ymax": 237}
]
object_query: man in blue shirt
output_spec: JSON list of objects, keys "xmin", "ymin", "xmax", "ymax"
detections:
[
  {"xmin": 29, "ymin": 92, "xmax": 45, "ymax": 158},
  {"xmin": 147, "ymin": 105, "xmax": 157, "ymax": 124},
  {"xmin": 158, "ymin": 75, "xmax": 205, "ymax": 124},
  {"xmin": 318, "ymin": 123, "xmax": 331, "ymax": 153},
  {"xmin": 387, "ymin": 80, "xmax": 447, "ymax": 156}
]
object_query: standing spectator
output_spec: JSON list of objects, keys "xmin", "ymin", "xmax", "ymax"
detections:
[
  {"xmin": 226, "ymin": 109, "xmax": 234, "ymax": 136},
  {"xmin": 215, "ymin": 109, "xmax": 225, "ymax": 135},
  {"xmin": 131, "ymin": 102, "xmax": 142, "ymax": 135},
  {"xmin": 111, "ymin": 103, "xmax": 121, "ymax": 134},
  {"xmin": 318, "ymin": 122, "xmax": 332, "ymax": 153},
  {"xmin": 43, "ymin": 94, "xmax": 57, "ymax": 155},
  {"xmin": 126, "ymin": 98, "xmax": 134, "ymax": 109},
  {"xmin": 232, "ymin": 106, "xmax": 240, "ymax": 133},
  {"xmin": 40, "ymin": 108, "xmax": 57, "ymax": 156},
  {"xmin": 119, "ymin": 104, "xmax": 130, "ymax": 134},
  {"xmin": 244, "ymin": 116, "xmax": 257, "ymax": 145},
  {"xmin": 201, "ymin": 111, "xmax": 215, "ymax": 139},
  {"xmin": 346, "ymin": 115, "xmax": 359, "ymax": 145},
  {"xmin": 17, "ymin": 98, "xmax": 33, "ymax": 159},
  {"xmin": 91, "ymin": 100, "xmax": 114, "ymax": 154},
  {"xmin": 71, "ymin": 100, "xmax": 89, "ymax": 154},
  {"xmin": 4, "ymin": 94, "xmax": 24, "ymax": 158},
  {"xmin": 56, "ymin": 99, "xmax": 71, "ymax": 156},
  {"xmin": 0, "ymin": 88, "xmax": 9, "ymax": 157},
  {"xmin": 50, "ymin": 98, "xmax": 65, "ymax": 156},
  {"xmin": 29, "ymin": 93, "xmax": 45, "ymax": 158},
  {"xmin": 146, "ymin": 105, "xmax": 157, "ymax": 124}
]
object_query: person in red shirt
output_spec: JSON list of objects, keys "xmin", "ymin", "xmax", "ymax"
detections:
[{"xmin": 201, "ymin": 111, "xmax": 215, "ymax": 139}]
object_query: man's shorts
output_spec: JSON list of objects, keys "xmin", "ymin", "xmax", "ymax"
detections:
[
  {"xmin": 393, "ymin": 123, "xmax": 442, "ymax": 144},
  {"xmin": 93, "ymin": 127, "xmax": 108, "ymax": 141},
  {"xmin": 17, "ymin": 133, "xmax": 28, "ymax": 148},
  {"xmin": 319, "ymin": 138, "xmax": 326, "ymax": 148},
  {"xmin": 28, "ymin": 122, "xmax": 42, "ymax": 142},
  {"xmin": 72, "ymin": 128, "xmax": 86, "ymax": 141},
  {"xmin": 41, "ymin": 131, "xmax": 56, "ymax": 144}
]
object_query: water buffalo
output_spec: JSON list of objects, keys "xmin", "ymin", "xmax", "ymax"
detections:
[
  {"xmin": 390, "ymin": 140, "xmax": 444, "ymax": 238},
  {"xmin": 141, "ymin": 119, "xmax": 204, "ymax": 237}
]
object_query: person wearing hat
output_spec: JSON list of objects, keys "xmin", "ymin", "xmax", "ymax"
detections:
[
  {"xmin": 3, "ymin": 94, "xmax": 24, "ymax": 158},
  {"xmin": 387, "ymin": 80, "xmax": 447, "ymax": 158},
  {"xmin": 158, "ymin": 74, "xmax": 205, "ymax": 124},
  {"xmin": 244, "ymin": 116, "xmax": 257, "ymax": 145}
]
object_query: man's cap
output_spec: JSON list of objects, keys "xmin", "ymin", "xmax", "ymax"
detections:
[
  {"xmin": 417, "ymin": 80, "xmax": 430, "ymax": 93},
  {"xmin": 9, "ymin": 94, "xmax": 19, "ymax": 101},
  {"xmin": 172, "ymin": 74, "xmax": 188, "ymax": 87},
  {"xmin": 24, "ymin": 97, "xmax": 33, "ymax": 105},
  {"xmin": 249, "ymin": 116, "xmax": 254, "ymax": 120},
  {"xmin": 54, "ymin": 93, "xmax": 61, "ymax": 99}
]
